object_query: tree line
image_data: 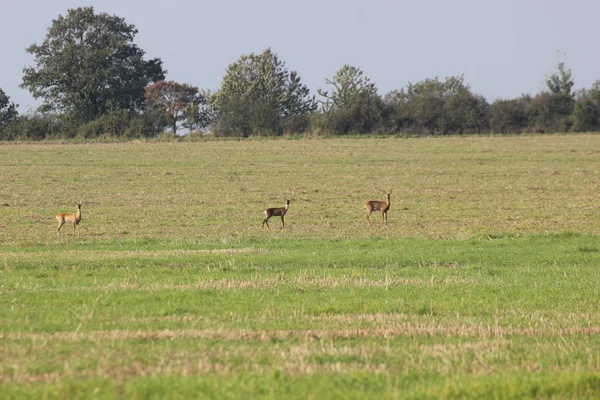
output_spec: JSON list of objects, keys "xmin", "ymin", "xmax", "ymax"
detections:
[{"xmin": 1, "ymin": 7, "xmax": 599, "ymax": 140}]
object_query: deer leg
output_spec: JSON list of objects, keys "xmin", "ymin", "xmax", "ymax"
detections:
[
  {"xmin": 57, "ymin": 220, "xmax": 64, "ymax": 236},
  {"xmin": 263, "ymin": 217, "xmax": 270, "ymax": 229},
  {"xmin": 365, "ymin": 210, "xmax": 371, "ymax": 225},
  {"xmin": 281, "ymin": 215, "xmax": 285, "ymax": 228}
]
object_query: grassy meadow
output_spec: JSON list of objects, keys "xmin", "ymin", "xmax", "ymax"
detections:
[{"xmin": 0, "ymin": 134, "xmax": 599, "ymax": 399}]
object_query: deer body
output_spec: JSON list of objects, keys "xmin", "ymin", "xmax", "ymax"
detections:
[
  {"xmin": 56, "ymin": 204, "xmax": 82, "ymax": 236},
  {"xmin": 263, "ymin": 200, "xmax": 290, "ymax": 229},
  {"xmin": 364, "ymin": 191, "xmax": 391, "ymax": 224}
]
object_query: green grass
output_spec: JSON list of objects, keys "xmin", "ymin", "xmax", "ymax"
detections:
[{"xmin": 1, "ymin": 135, "xmax": 599, "ymax": 398}]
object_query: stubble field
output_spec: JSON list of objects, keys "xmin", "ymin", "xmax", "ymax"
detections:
[{"xmin": 1, "ymin": 134, "xmax": 599, "ymax": 399}]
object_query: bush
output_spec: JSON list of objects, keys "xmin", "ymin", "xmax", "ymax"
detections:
[
  {"xmin": 78, "ymin": 110, "xmax": 132, "ymax": 138},
  {"xmin": 489, "ymin": 98, "xmax": 528, "ymax": 134},
  {"xmin": 124, "ymin": 116, "xmax": 154, "ymax": 138},
  {"xmin": 0, "ymin": 113, "xmax": 68, "ymax": 140}
]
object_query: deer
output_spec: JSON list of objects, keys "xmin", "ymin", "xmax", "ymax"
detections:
[
  {"xmin": 262, "ymin": 199, "xmax": 290, "ymax": 229},
  {"xmin": 364, "ymin": 190, "xmax": 391, "ymax": 225},
  {"xmin": 56, "ymin": 203, "xmax": 82, "ymax": 236}
]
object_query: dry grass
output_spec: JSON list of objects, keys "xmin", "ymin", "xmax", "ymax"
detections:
[
  {"xmin": 1, "ymin": 134, "xmax": 599, "ymax": 244},
  {"xmin": 4, "ymin": 325, "xmax": 599, "ymax": 343}
]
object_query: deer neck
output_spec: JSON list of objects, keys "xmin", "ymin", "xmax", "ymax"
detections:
[{"xmin": 76, "ymin": 208, "xmax": 81, "ymax": 221}]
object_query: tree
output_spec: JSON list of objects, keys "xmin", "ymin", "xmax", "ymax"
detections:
[
  {"xmin": 183, "ymin": 90, "xmax": 214, "ymax": 133},
  {"xmin": 403, "ymin": 78, "xmax": 445, "ymax": 134},
  {"xmin": 442, "ymin": 89, "xmax": 488, "ymax": 134},
  {"xmin": 317, "ymin": 65, "xmax": 382, "ymax": 134},
  {"xmin": 145, "ymin": 81, "xmax": 199, "ymax": 134},
  {"xmin": 571, "ymin": 81, "xmax": 600, "ymax": 132},
  {"xmin": 544, "ymin": 61, "xmax": 575, "ymax": 131},
  {"xmin": 281, "ymin": 71, "xmax": 318, "ymax": 132},
  {"xmin": 546, "ymin": 62, "xmax": 575, "ymax": 112},
  {"xmin": 0, "ymin": 88, "xmax": 18, "ymax": 127},
  {"xmin": 489, "ymin": 97, "xmax": 528, "ymax": 134},
  {"xmin": 400, "ymin": 75, "xmax": 486, "ymax": 135},
  {"xmin": 383, "ymin": 89, "xmax": 413, "ymax": 133},
  {"xmin": 21, "ymin": 7, "xmax": 165, "ymax": 123},
  {"xmin": 526, "ymin": 92, "xmax": 555, "ymax": 133},
  {"xmin": 571, "ymin": 97, "xmax": 599, "ymax": 132},
  {"xmin": 211, "ymin": 48, "xmax": 316, "ymax": 136}
]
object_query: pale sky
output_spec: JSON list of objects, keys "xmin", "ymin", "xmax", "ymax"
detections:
[{"xmin": 1, "ymin": 0, "xmax": 598, "ymax": 113}]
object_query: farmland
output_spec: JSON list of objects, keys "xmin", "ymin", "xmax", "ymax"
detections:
[{"xmin": 1, "ymin": 134, "xmax": 599, "ymax": 399}]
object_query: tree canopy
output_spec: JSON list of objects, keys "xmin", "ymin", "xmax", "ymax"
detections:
[
  {"xmin": 145, "ymin": 81, "xmax": 199, "ymax": 135},
  {"xmin": 210, "ymin": 48, "xmax": 316, "ymax": 136},
  {"xmin": 317, "ymin": 65, "xmax": 382, "ymax": 134},
  {"xmin": 0, "ymin": 88, "xmax": 18, "ymax": 128},
  {"xmin": 21, "ymin": 6, "xmax": 165, "ymax": 123}
]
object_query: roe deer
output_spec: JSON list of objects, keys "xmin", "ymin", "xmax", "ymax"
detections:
[
  {"xmin": 56, "ymin": 203, "xmax": 82, "ymax": 236},
  {"xmin": 263, "ymin": 200, "xmax": 290, "ymax": 229},
  {"xmin": 364, "ymin": 190, "xmax": 391, "ymax": 225}
]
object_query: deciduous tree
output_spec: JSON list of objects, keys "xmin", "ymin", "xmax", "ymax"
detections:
[
  {"xmin": 211, "ymin": 48, "xmax": 316, "ymax": 136},
  {"xmin": 571, "ymin": 81, "xmax": 600, "ymax": 132},
  {"xmin": 145, "ymin": 81, "xmax": 199, "ymax": 134},
  {"xmin": 489, "ymin": 98, "xmax": 528, "ymax": 134},
  {"xmin": 317, "ymin": 65, "xmax": 382, "ymax": 134},
  {"xmin": 402, "ymin": 75, "xmax": 486, "ymax": 134},
  {"xmin": 0, "ymin": 88, "xmax": 18, "ymax": 127},
  {"xmin": 21, "ymin": 7, "xmax": 165, "ymax": 123}
]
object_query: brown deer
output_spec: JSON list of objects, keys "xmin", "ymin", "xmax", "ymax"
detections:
[
  {"xmin": 262, "ymin": 199, "xmax": 290, "ymax": 229},
  {"xmin": 56, "ymin": 203, "xmax": 82, "ymax": 236},
  {"xmin": 364, "ymin": 190, "xmax": 391, "ymax": 225}
]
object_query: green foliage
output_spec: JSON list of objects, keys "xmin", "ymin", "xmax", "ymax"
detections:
[
  {"xmin": 572, "ymin": 98, "xmax": 600, "ymax": 132},
  {"xmin": 7, "ymin": 30, "xmax": 600, "ymax": 140},
  {"xmin": 77, "ymin": 109, "xmax": 134, "ymax": 138},
  {"xmin": 488, "ymin": 97, "xmax": 529, "ymax": 134},
  {"xmin": 525, "ymin": 92, "xmax": 569, "ymax": 133},
  {"xmin": 316, "ymin": 65, "xmax": 383, "ymax": 134},
  {"xmin": 21, "ymin": 6, "xmax": 165, "ymax": 123},
  {"xmin": 123, "ymin": 115, "xmax": 156, "ymax": 138},
  {"xmin": 0, "ymin": 112, "xmax": 72, "ymax": 140},
  {"xmin": 182, "ymin": 91, "xmax": 214, "ymax": 133},
  {"xmin": 0, "ymin": 88, "xmax": 18, "ymax": 130},
  {"xmin": 382, "ymin": 75, "xmax": 488, "ymax": 135},
  {"xmin": 571, "ymin": 81, "xmax": 600, "ymax": 132},
  {"xmin": 145, "ymin": 81, "xmax": 201, "ymax": 134},
  {"xmin": 406, "ymin": 75, "xmax": 486, "ymax": 134},
  {"xmin": 211, "ymin": 48, "xmax": 316, "ymax": 136},
  {"xmin": 539, "ymin": 61, "xmax": 575, "ymax": 131},
  {"xmin": 546, "ymin": 62, "xmax": 575, "ymax": 102}
]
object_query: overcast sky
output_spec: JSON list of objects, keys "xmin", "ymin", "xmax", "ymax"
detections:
[{"xmin": 1, "ymin": 0, "xmax": 598, "ymax": 113}]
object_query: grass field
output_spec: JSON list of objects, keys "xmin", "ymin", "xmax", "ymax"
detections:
[{"xmin": 1, "ymin": 134, "xmax": 599, "ymax": 399}]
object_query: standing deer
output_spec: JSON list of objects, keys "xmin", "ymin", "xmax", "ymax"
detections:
[
  {"xmin": 56, "ymin": 203, "xmax": 82, "ymax": 236},
  {"xmin": 364, "ymin": 190, "xmax": 391, "ymax": 225},
  {"xmin": 262, "ymin": 200, "xmax": 290, "ymax": 229}
]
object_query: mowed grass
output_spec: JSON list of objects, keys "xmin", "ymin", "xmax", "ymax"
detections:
[{"xmin": 0, "ymin": 135, "xmax": 599, "ymax": 399}]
